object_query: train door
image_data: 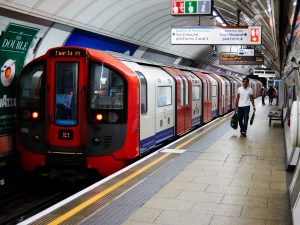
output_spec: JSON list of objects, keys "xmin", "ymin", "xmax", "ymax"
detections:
[
  {"xmin": 47, "ymin": 58, "xmax": 86, "ymax": 152},
  {"xmin": 161, "ymin": 67, "xmax": 185, "ymax": 136},
  {"xmin": 182, "ymin": 71, "xmax": 202, "ymax": 127},
  {"xmin": 207, "ymin": 76, "xmax": 218, "ymax": 118},
  {"xmin": 181, "ymin": 75, "xmax": 192, "ymax": 132},
  {"xmin": 224, "ymin": 78, "xmax": 231, "ymax": 112}
]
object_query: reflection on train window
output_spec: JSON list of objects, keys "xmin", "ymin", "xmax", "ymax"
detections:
[
  {"xmin": 180, "ymin": 79, "xmax": 184, "ymax": 106},
  {"xmin": 90, "ymin": 62, "xmax": 125, "ymax": 109},
  {"xmin": 182, "ymin": 76, "xmax": 189, "ymax": 105},
  {"xmin": 157, "ymin": 86, "xmax": 172, "ymax": 107},
  {"xmin": 212, "ymin": 85, "xmax": 217, "ymax": 97},
  {"xmin": 55, "ymin": 62, "xmax": 78, "ymax": 126},
  {"xmin": 19, "ymin": 62, "xmax": 44, "ymax": 107},
  {"xmin": 193, "ymin": 85, "xmax": 200, "ymax": 100},
  {"xmin": 206, "ymin": 79, "xmax": 210, "ymax": 100},
  {"xmin": 136, "ymin": 71, "xmax": 147, "ymax": 114}
]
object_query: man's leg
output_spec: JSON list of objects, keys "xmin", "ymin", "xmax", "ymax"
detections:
[
  {"xmin": 238, "ymin": 107, "xmax": 245, "ymax": 134},
  {"xmin": 243, "ymin": 106, "xmax": 250, "ymax": 134}
]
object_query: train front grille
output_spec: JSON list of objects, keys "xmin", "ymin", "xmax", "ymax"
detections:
[{"xmin": 46, "ymin": 153, "xmax": 86, "ymax": 167}]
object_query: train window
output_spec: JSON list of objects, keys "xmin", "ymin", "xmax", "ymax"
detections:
[
  {"xmin": 180, "ymin": 79, "xmax": 184, "ymax": 106},
  {"xmin": 55, "ymin": 62, "xmax": 78, "ymax": 126},
  {"xmin": 157, "ymin": 86, "xmax": 172, "ymax": 107},
  {"xmin": 182, "ymin": 76, "xmax": 189, "ymax": 105},
  {"xmin": 206, "ymin": 79, "xmax": 210, "ymax": 100},
  {"xmin": 19, "ymin": 61, "xmax": 45, "ymax": 107},
  {"xmin": 135, "ymin": 71, "xmax": 147, "ymax": 114},
  {"xmin": 212, "ymin": 85, "xmax": 217, "ymax": 97},
  {"xmin": 89, "ymin": 62, "xmax": 125, "ymax": 110},
  {"xmin": 192, "ymin": 85, "xmax": 200, "ymax": 100}
]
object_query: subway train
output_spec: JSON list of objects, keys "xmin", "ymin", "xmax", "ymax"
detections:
[{"xmin": 16, "ymin": 46, "xmax": 262, "ymax": 177}]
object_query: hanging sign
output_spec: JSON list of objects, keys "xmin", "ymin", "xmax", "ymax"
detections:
[
  {"xmin": 171, "ymin": 26, "xmax": 262, "ymax": 45},
  {"xmin": 171, "ymin": 0, "xmax": 212, "ymax": 15},
  {"xmin": 219, "ymin": 53, "xmax": 264, "ymax": 65}
]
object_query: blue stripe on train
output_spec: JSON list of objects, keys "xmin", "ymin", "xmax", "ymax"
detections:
[
  {"xmin": 212, "ymin": 109, "xmax": 218, "ymax": 118},
  {"xmin": 140, "ymin": 127, "xmax": 174, "ymax": 154},
  {"xmin": 192, "ymin": 116, "xmax": 202, "ymax": 127}
]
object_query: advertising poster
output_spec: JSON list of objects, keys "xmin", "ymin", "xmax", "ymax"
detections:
[{"xmin": 0, "ymin": 23, "xmax": 39, "ymax": 155}]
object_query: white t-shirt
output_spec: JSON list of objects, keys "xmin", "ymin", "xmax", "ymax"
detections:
[{"xmin": 238, "ymin": 86, "xmax": 253, "ymax": 107}]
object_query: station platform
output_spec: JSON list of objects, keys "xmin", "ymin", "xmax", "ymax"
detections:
[{"xmin": 20, "ymin": 98, "xmax": 290, "ymax": 225}]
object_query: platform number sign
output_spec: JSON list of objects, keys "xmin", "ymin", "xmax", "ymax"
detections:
[{"xmin": 172, "ymin": 0, "xmax": 212, "ymax": 15}]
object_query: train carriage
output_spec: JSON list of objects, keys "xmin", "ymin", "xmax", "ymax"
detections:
[{"xmin": 16, "ymin": 46, "xmax": 261, "ymax": 177}]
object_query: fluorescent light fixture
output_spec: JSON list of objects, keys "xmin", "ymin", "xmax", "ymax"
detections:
[
  {"xmin": 293, "ymin": 0, "xmax": 297, "ymax": 6},
  {"xmin": 216, "ymin": 16, "xmax": 223, "ymax": 24}
]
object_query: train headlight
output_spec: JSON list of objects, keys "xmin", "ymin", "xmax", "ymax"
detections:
[
  {"xmin": 95, "ymin": 113, "xmax": 103, "ymax": 121},
  {"xmin": 32, "ymin": 111, "xmax": 39, "ymax": 119}
]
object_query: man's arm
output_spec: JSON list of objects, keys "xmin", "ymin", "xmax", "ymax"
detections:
[
  {"xmin": 250, "ymin": 95, "xmax": 256, "ymax": 111},
  {"xmin": 235, "ymin": 93, "xmax": 240, "ymax": 108}
]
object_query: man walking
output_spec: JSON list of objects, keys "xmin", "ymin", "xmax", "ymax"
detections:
[{"xmin": 235, "ymin": 77, "xmax": 256, "ymax": 137}]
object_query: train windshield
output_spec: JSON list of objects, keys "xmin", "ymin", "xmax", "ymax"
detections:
[
  {"xmin": 89, "ymin": 62, "xmax": 125, "ymax": 109},
  {"xmin": 19, "ymin": 62, "xmax": 44, "ymax": 107},
  {"xmin": 54, "ymin": 62, "xmax": 78, "ymax": 126}
]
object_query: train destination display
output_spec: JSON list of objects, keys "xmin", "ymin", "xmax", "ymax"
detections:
[{"xmin": 219, "ymin": 53, "xmax": 264, "ymax": 65}]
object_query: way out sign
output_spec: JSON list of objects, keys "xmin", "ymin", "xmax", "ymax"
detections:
[{"xmin": 171, "ymin": 26, "xmax": 262, "ymax": 45}]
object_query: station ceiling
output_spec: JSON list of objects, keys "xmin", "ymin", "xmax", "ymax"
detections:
[{"xmin": 0, "ymin": 0, "xmax": 280, "ymax": 74}]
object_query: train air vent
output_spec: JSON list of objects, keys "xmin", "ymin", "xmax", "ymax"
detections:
[
  {"xmin": 104, "ymin": 136, "xmax": 112, "ymax": 148},
  {"xmin": 46, "ymin": 154, "xmax": 85, "ymax": 167}
]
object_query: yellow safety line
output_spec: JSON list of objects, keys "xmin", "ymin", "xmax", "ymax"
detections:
[
  {"xmin": 48, "ymin": 114, "xmax": 230, "ymax": 225},
  {"xmin": 175, "ymin": 116, "xmax": 229, "ymax": 149},
  {"xmin": 48, "ymin": 153, "xmax": 171, "ymax": 225}
]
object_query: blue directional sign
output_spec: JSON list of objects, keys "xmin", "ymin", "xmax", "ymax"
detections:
[{"xmin": 171, "ymin": 26, "xmax": 262, "ymax": 45}]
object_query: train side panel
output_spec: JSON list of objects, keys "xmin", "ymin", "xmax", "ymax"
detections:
[
  {"xmin": 121, "ymin": 61, "xmax": 157, "ymax": 154},
  {"xmin": 141, "ymin": 65, "xmax": 176, "ymax": 145},
  {"xmin": 206, "ymin": 75, "xmax": 218, "ymax": 118},
  {"xmin": 182, "ymin": 71, "xmax": 202, "ymax": 127}
]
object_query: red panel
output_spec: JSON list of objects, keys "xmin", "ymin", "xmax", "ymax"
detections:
[
  {"xmin": 192, "ymin": 71, "xmax": 212, "ymax": 123},
  {"xmin": 180, "ymin": 73, "xmax": 192, "ymax": 131},
  {"xmin": 209, "ymin": 73, "xmax": 223, "ymax": 116},
  {"xmin": 87, "ymin": 155, "xmax": 128, "ymax": 177},
  {"xmin": 162, "ymin": 67, "xmax": 185, "ymax": 136}
]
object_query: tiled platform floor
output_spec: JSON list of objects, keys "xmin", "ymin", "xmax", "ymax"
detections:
[{"xmin": 122, "ymin": 99, "xmax": 291, "ymax": 225}]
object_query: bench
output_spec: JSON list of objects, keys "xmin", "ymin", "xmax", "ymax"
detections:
[{"xmin": 268, "ymin": 109, "xmax": 283, "ymax": 127}]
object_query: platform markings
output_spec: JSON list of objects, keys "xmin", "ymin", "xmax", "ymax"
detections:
[
  {"xmin": 47, "ymin": 115, "xmax": 230, "ymax": 225},
  {"xmin": 19, "ymin": 113, "xmax": 232, "ymax": 225}
]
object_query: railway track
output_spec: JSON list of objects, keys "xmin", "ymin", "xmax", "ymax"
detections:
[{"xmin": 0, "ymin": 170, "xmax": 98, "ymax": 225}]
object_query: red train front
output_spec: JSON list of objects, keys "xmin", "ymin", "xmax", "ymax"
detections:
[{"xmin": 17, "ymin": 47, "xmax": 140, "ymax": 177}]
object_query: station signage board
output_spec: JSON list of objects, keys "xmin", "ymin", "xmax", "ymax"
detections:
[
  {"xmin": 254, "ymin": 70, "xmax": 276, "ymax": 77},
  {"xmin": 171, "ymin": 26, "xmax": 262, "ymax": 45},
  {"xmin": 238, "ymin": 48, "xmax": 254, "ymax": 56},
  {"xmin": 219, "ymin": 53, "xmax": 264, "ymax": 65},
  {"xmin": 171, "ymin": 0, "xmax": 212, "ymax": 15}
]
